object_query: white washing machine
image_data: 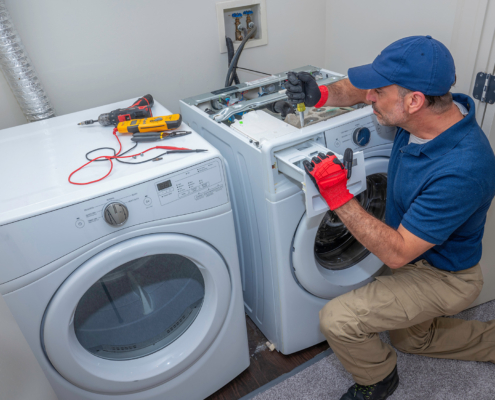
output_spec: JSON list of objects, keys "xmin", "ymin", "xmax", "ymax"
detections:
[
  {"xmin": 180, "ymin": 66, "xmax": 396, "ymax": 354},
  {"xmin": 0, "ymin": 100, "xmax": 249, "ymax": 399}
]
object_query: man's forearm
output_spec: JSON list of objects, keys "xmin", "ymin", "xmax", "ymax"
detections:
[
  {"xmin": 334, "ymin": 198, "xmax": 407, "ymax": 269},
  {"xmin": 321, "ymin": 78, "xmax": 370, "ymax": 107}
]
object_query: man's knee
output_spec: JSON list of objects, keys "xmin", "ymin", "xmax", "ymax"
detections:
[
  {"xmin": 319, "ymin": 296, "xmax": 361, "ymax": 342},
  {"xmin": 389, "ymin": 328, "xmax": 429, "ymax": 354},
  {"xmin": 389, "ymin": 329, "xmax": 409, "ymax": 352}
]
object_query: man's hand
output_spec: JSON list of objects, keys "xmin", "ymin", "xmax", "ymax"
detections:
[
  {"xmin": 284, "ymin": 72, "xmax": 322, "ymax": 107},
  {"xmin": 286, "ymin": 76, "xmax": 371, "ymax": 108},
  {"xmin": 303, "ymin": 152, "xmax": 353, "ymax": 210}
]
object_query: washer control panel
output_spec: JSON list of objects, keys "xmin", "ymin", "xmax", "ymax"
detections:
[
  {"xmin": 324, "ymin": 111, "xmax": 396, "ymax": 152},
  {"xmin": 353, "ymin": 127, "xmax": 371, "ymax": 147}
]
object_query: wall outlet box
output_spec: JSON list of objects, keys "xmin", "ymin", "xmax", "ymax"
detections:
[{"xmin": 216, "ymin": 0, "xmax": 268, "ymax": 53}]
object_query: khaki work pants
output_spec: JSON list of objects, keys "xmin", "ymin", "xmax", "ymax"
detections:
[{"xmin": 319, "ymin": 260, "xmax": 495, "ymax": 385}]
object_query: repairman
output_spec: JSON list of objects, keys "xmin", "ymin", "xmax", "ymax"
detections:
[{"xmin": 285, "ymin": 35, "xmax": 495, "ymax": 400}]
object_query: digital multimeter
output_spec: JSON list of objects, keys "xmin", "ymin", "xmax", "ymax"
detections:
[{"xmin": 117, "ymin": 114, "xmax": 182, "ymax": 134}]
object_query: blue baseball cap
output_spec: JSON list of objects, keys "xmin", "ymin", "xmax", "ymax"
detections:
[{"xmin": 348, "ymin": 35, "xmax": 455, "ymax": 96}]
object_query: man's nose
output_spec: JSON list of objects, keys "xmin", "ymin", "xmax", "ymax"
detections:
[{"xmin": 366, "ymin": 89, "xmax": 376, "ymax": 103}]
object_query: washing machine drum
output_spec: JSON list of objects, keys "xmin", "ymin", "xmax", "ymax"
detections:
[{"xmin": 292, "ymin": 157, "xmax": 389, "ymax": 299}]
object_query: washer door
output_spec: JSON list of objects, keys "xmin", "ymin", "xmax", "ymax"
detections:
[
  {"xmin": 292, "ymin": 157, "xmax": 388, "ymax": 299},
  {"xmin": 42, "ymin": 233, "xmax": 231, "ymax": 395}
]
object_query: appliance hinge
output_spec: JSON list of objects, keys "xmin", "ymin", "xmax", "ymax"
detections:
[{"xmin": 473, "ymin": 72, "xmax": 495, "ymax": 104}]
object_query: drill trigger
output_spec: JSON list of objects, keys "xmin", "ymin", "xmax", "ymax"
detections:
[{"xmin": 118, "ymin": 114, "xmax": 131, "ymax": 122}]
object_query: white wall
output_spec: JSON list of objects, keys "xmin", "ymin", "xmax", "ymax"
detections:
[
  {"xmin": 0, "ymin": 0, "xmax": 325, "ymax": 131},
  {"xmin": 324, "ymin": 0, "xmax": 458, "ymax": 75},
  {"xmin": 0, "ymin": 0, "xmax": 481, "ymax": 131},
  {"xmin": 0, "ymin": 72, "xmax": 28, "ymax": 130},
  {"xmin": 0, "ymin": 295, "xmax": 58, "ymax": 399}
]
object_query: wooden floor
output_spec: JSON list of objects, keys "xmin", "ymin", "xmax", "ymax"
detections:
[{"xmin": 206, "ymin": 315, "xmax": 330, "ymax": 400}]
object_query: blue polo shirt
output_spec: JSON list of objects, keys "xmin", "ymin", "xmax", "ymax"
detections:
[{"xmin": 386, "ymin": 93, "xmax": 495, "ymax": 271}]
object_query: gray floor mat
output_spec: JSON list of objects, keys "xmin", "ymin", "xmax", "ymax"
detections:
[{"xmin": 246, "ymin": 300, "xmax": 495, "ymax": 400}]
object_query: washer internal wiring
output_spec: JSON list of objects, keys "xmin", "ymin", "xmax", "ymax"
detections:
[{"xmin": 68, "ymin": 128, "xmax": 192, "ymax": 185}]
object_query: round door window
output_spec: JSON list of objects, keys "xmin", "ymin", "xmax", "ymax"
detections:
[
  {"xmin": 74, "ymin": 254, "xmax": 205, "ymax": 361},
  {"xmin": 314, "ymin": 173, "xmax": 387, "ymax": 270}
]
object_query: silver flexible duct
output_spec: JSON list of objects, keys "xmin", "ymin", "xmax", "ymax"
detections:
[{"xmin": 0, "ymin": 1, "xmax": 55, "ymax": 122}]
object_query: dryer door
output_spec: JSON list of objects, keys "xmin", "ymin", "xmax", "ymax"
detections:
[
  {"xmin": 292, "ymin": 157, "xmax": 389, "ymax": 299},
  {"xmin": 42, "ymin": 233, "xmax": 231, "ymax": 395}
]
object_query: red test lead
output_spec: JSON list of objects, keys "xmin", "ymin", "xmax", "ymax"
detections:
[{"xmin": 68, "ymin": 128, "xmax": 207, "ymax": 185}]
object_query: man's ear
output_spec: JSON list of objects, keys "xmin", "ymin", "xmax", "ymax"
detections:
[{"xmin": 406, "ymin": 92, "xmax": 426, "ymax": 114}]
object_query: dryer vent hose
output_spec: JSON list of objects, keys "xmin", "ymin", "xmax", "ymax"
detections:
[{"xmin": 0, "ymin": 1, "xmax": 55, "ymax": 122}]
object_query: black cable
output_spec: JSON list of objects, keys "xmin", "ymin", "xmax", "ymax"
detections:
[
  {"xmin": 113, "ymin": 148, "xmax": 202, "ymax": 164},
  {"xmin": 235, "ymin": 66, "xmax": 271, "ymax": 76},
  {"xmin": 225, "ymin": 26, "xmax": 257, "ymax": 87},
  {"xmin": 116, "ymin": 154, "xmax": 166, "ymax": 164},
  {"xmin": 85, "ymin": 143, "xmax": 169, "ymax": 165},
  {"xmin": 226, "ymin": 37, "xmax": 240, "ymax": 85},
  {"xmin": 86, "ymin": 147, "xmax": 118, "ymax": 161},
  {"xmin": 115, "ymin": 144, "xmax": 164, "ymax": 164}
]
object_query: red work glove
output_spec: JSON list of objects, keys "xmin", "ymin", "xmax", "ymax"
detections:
[{"xmin": 303, "ymin": 152, "xmax": 353, "ymax": 211}]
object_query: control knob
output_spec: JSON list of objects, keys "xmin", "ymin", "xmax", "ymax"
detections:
[
  {"xmin": 104, "ymin": 202, "xmax": 129, "ymax": 227},
  {"xmin": 353, "ymin": 127, "xmax": 371, "ymax": 147}
]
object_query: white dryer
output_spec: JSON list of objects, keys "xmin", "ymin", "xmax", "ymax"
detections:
[
  {"xmin": 180, "ymin": 66, "xmax": 395, "ymax": 354},
  {"xmin": 0, "ymin": 100, "xmax": 249, "ymax": 399}
]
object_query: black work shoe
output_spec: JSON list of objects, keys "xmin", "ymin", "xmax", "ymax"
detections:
[{"xmin": 339, "ymin": 365, "xmax": 399, "ymax": 400}]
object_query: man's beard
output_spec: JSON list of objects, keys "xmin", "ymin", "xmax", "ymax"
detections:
[
  {"xmin": 372, "ymin": 104, "xmax": 391, "ymax": 126},
  {"xmin": 372, "ymin": 101, "xmax": 407, "ymax": 127}
]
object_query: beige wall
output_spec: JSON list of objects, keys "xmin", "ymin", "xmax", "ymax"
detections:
[
  {"xmin": 324, "ymin": 0, "xmax": 458, "ymax": 75},
  {"xmin": 0, "ymin": 0, "xmax": 326, "ymax": 131}
]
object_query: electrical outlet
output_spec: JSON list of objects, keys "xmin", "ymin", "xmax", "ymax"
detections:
[{"xmin": 216, "ymin": 0, "xmax": 268, "ymax": 53}]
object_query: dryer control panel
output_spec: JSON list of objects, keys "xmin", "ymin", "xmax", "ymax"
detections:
[
  {"xmin": 155, "ymin": 161, "xmax": 224, "ymax": 206},
  {"xmin": 77, "ymin": 158, "xmax": 226, "ymax": 228},
  {"xmin": 0, "ymin": 158, "xmax": 229, "ymax": 284}
]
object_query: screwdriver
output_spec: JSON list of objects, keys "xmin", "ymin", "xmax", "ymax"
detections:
[
  {"xmin": 286, "ymin": 72, "xmax": 305, "ymax": 128},
  {"xmin": 297, "ymin": 103, "xmax": 306, "ymax": 128},
  {"xmin": 133, "ymin": 130, "xmax": 191, "ymax": 138},
  {"xmin": 131, "ymin": 131, "xmax": 192, "ymax": 143},
  {"xmin": 78, "ymin": 95, "xmax": 154, "ymax": 126}
]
